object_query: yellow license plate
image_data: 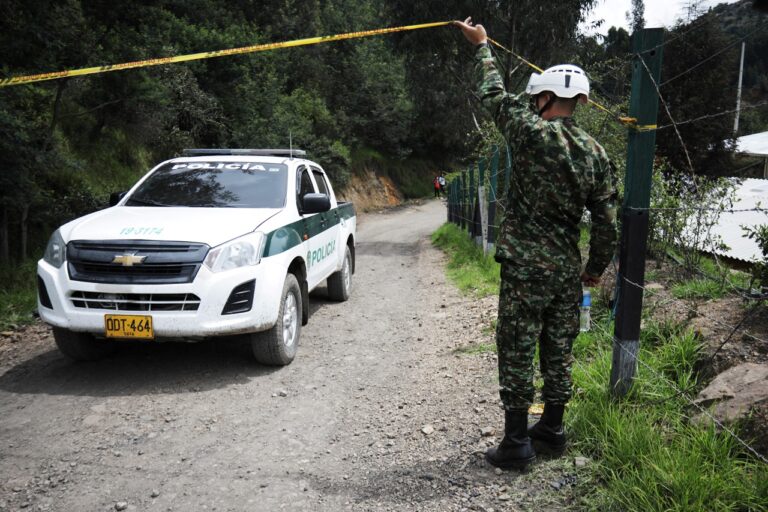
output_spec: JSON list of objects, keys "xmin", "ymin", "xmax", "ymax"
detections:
[{"xmin": 104, "ymin": 314, "xmax": 154, "ymax": 339}]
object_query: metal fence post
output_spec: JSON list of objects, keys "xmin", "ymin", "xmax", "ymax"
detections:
[
  {"xmin": 487, "ymin": 146, "xmax": 499, "ymax": 252},
  {"xmin": 611, "ymin": 28, "xmax": 665, "ymax": 397},
  {"xmin": 468, "ymin": 164, "xmax": 475, "ymax": 236},
  {"xmin": 474, "ymin": 159, "xmax": 485, "ymax": 245}
]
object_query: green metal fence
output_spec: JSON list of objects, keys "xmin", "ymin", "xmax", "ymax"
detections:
[{"xmin": 446, "ymin": 144, "xmax": 511, "ymax": 253}]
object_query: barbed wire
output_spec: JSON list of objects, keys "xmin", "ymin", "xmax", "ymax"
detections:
[
  {"xmin": 636, "ymin": 53, "xmax": 696, "ymax": 175},
  {"xmin": 621, "ymin": 275, "xmax": 768, "ymax": 346},
  {"xmin": 660, "ymin": 26, "xmax": 763, "ymax": 88},
  {"xmin": 627, "ymin": 206, "xmax": 766, "ymax": 213},
  {"xmin": 447, "ymin": 13, "xmax": 768, "ymax": 468},
  {"xmin": 705, "ymin": 299, "xmax": 764, "ymax": 366},
  {"xmin": 443, "ymin": 196, "xmax": 768, "ymax": 464},
  {"xmin": 589, "ymin": 315, "xmax": 768, "ymax": 465},
  {"xmin": 637, "ymin": 13, "xmax": 719, "ymax": 56},
  {"xmin": 655, "ymin": 101, "xmax": 768, "ymax": 132}
]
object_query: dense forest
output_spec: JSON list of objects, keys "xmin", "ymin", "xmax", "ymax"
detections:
[{"xmin": 0, "ymin": 0, "xmax": 766, "ymax": 264}]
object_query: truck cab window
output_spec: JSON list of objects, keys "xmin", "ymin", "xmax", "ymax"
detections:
[
  {"xmin": 297, "ymin": 166, "xmax": 316, "ymax": 211},
  {"xmin": 311, "ymin": 169, "xmax": 330, "ymax": 196}
]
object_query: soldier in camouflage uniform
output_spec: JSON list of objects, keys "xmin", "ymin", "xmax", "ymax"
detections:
[{"xmin": 455, "ymin": 18, "xmax": 617, "ymax": 470}]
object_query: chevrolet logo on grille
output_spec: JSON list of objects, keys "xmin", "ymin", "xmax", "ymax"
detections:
[{"xmin": 112, "ymin": 253, "xmax": 147, "ymax": 267}]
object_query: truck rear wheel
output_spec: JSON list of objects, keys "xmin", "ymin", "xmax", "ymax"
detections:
[
  {"xmin": 327, "ymin": 245, "xmax": 352, "ymax": 302},
  {"xmin": 52, "ymin": 327, "xmax": 116, "ymax": 361},
  {"xmin": 251, "ymin": 273, "xmax": 301, "ymax": 366}
]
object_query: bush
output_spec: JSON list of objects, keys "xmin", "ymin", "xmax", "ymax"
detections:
[{"xmin": 743, "ymin": 219, "xmax": 768, "ymax": 291}]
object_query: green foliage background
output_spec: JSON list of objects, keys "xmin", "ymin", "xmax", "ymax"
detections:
[
  {"xmin": 0, "ymin": 0, "xmax": 603, "ymax": 265},
  {"xmin": 0, "ymin": 0, "xmax": 765, "ymax": 269}
]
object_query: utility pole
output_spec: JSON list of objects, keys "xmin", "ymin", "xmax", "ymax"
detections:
[
  {"xmin": 610, "ymin": 28, "xmax": 664, "ymax": 397},
  {"xmin": 733, "ymin": 41, "xmax": 745, "ymax": 137}
]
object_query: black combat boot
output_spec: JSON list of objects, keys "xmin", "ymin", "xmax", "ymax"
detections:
[
  {"xmin": 528, "ymin": 403, "xmax": 566, "ymax": 456},
  {"xmin": 485, "ymin": 409, "xmax": 536, "ymax": 470}
]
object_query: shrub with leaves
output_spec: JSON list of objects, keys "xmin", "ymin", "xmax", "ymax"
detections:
[
  {"xmin": 648, "ymin": 161, "xmax": 737, "ymax": 273},
  {"xmin": 743, "ymin": 216, "xmax": 768, "ymax": 292}
]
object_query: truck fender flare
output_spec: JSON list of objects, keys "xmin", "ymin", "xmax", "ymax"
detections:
[{"xmin": 288, "ymin": 257, "xmax": 309, "ymax": 325}]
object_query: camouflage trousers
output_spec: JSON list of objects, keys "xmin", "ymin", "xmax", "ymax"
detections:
[{"xmin": 495, "ymin": 262, "xmax": 581, "ymax": 411}]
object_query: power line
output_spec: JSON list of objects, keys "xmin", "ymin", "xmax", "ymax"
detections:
[
  {"xmin": 655, "ymin": 101, "xmax": 768, "ymax": 131},
  {"xmin": 660, "ymin": 27, "xmax": 763, "ymax": 88}
]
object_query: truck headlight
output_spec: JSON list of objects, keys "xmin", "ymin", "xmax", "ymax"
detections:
[
  {"xmin": 43, "ymin": 230, "xmax": 66, "ymax": 268},
  {"xmin": 204, "ymin": 232, "xmax": 266, "ymax": 273}
]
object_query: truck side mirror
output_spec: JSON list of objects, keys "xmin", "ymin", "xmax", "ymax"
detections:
[
  {"xmin": 301, "ymin": 193, "xmax": 331, "ymax": 214},
  {"xmin": 109, "ymin": 191, "xmax": 127, "ymax": 206}
]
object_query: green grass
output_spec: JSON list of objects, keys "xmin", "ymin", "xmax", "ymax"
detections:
[
  {"xmin": 645, "ymin": 268, "xmax": 660, "ymax": 282},
  {"xmin": 671, "ymin": 278, "xmax": 727, "ymax": 300},
  {"xmin": 432, "ymin": 224, "xmax": 768, "ymax": 511},
  {"xmin": 569, "ymin": 317, "xmax": 768, "ymax": 511},
  {"xmin": 0, "ymin": 260, "xmax": 38, "ymax": 331},
  {"xmin": 431, "ymin": 223, "xmax": 500, "ymax": 296},
  {"xmin": 666, "ymin": 251, "xmax": 753, "ymax": 299},
  {"xmin": 698, "ymin": 256, "xmax": 753, "ymax": 290}
]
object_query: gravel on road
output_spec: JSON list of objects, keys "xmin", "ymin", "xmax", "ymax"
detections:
[{"xmin": 0, "ymin": 200, "xmax": 584, "ymax": 511}]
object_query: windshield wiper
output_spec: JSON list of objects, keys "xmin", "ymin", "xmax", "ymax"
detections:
[{"xmin": 126, "ymin": 197, "xmax": 172, "ymax": 207}]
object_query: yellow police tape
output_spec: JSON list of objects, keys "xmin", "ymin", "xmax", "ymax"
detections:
[
  {"xmin": 0, "ymin": 21, "xmax": 451, "ymax": 88},
  {"xmin": 486, "ymin": 37, "xmax": 651, "ymax": 131},
  {"xmin": 1, "ymin": 20, "xmax": 649, "ymax": 131}
]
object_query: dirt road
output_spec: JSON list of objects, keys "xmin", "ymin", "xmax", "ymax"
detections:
[{"xmin": 0, "ymin": 200, "xmax": 576, "ymax": 512}]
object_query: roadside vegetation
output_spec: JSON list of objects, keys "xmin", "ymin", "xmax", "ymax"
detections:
[
  {"xmin": 0, "ymin": 262, "xmax": 37, "ymax": 332},
  {"xmin": 432, "ymin": 222, "xmax": 768, "ymax": 511},
  {"xmin": 431, "ymin": 223, "xmax": 500, "ymax": 297}
]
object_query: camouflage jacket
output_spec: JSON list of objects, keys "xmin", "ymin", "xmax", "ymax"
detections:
[{"xmin": 474, "ymin": 44, "xmax": 617, "ymax": 278}]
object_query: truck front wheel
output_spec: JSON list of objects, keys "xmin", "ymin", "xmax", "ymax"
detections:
[
  {"xmin": 251, "ymin": 273, "xmax": 301, "ymax": 366},
  {"xmin": 52, "ymin": 327, "xmax": 116, "ymax": 361}
]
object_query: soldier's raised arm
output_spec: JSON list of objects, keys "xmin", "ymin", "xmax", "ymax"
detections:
[{"xmin": 454, "ymin": 18, "xmax": 539, "ymax": 141}]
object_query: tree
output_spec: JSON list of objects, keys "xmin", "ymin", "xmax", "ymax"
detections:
[
  {"xmin": 655, "ymin": 15, "xmax": 740, "ymax": 176},
  {"xmin": 387, "ymin": 0, "xmax": 598, "ymax": 157},
  {"xmin": 629, "ymin": 0, "xmax": 645, "ymax": 31}
]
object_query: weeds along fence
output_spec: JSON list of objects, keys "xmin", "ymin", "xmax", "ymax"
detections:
[
  {"xmin": 442, "ymin": 23, "xmax": 768, "ymax": 463},
  {"xmin": 443, "ymin": 148, "xmax": 768, "ymax": 465}
]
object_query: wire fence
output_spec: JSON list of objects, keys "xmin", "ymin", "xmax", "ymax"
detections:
[
  {"xmin": 589, "ymin": 313, "xmax": 768, "ymax": 466},
  {"xmin": 443, "ymin": 151, "xmax": 768, "ymax": 463},
  {"xmin": 444, "ymin": 20, "xmax": 768, "ymax": 464}
]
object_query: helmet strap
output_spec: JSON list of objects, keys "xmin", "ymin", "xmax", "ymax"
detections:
[{"xmin": 537, "ymin": 93, "xmax": 557, "ymax": 117}]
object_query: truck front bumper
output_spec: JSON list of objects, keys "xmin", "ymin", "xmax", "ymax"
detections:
[{"xmin": 36, "ymin": 258, "xmax": 287, "ymax": 339}]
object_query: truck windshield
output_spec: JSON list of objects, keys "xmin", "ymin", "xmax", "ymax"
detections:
[{"xmin": 126, "ymin": 162, "xmax": 288, "ymax": 208}]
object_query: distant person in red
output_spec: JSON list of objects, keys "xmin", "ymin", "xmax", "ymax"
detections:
[{"xmin": 433, "ymin": 176, "xmax": 441, "ymax": 198}]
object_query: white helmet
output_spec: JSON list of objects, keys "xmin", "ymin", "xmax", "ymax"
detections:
[{"xmin": 526, "ymin": 64, "xmax": 590, "ymax": 103}]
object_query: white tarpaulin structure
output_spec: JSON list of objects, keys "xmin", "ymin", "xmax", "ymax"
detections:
[
  {"xmin": 735, "ymin": 131, "xmax": 768, "ymax": 178},
  {"xmin": 709, "ymin": 178, "xmax": 768, "ymax": 263}
]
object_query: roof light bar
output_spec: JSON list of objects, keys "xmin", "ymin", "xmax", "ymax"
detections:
[{"xmin": 181, "ymin": 149, "xmax": 307, "ymax": 157}]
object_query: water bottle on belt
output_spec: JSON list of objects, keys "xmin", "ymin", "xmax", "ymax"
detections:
[{"xmin": 580, "ymin": 289, "xmax": 591, "ymax": 332}]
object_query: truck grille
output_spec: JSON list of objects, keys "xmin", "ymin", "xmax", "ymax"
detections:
[
  {"xmin": 71, "ymin": 291, "xmax": 201, "ymax": 312},
  {"xmin": 67, "ymin": 240, "xmax": 209, "ymax": 284}
]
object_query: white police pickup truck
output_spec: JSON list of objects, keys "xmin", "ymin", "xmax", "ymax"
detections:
[{"xmin": 36, "ymin": 149, "xmax": 356, "ymax": 365}]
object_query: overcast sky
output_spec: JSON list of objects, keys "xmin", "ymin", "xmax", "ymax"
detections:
[{"xmin": 581, "ymin": 0, "xmax": 742, "ymax": 35}]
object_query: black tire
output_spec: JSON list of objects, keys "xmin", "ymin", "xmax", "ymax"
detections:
[
  {"xmin": 327, "ymin": 245, "xmax": 352, "ymax": 302},
  {"xmin": 251, "ymin": 274, "xmax": 302, "ymax": 366},
  {"xmin": 52, "ymin": 327, "xmax": 116, "ymax": 361}
]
